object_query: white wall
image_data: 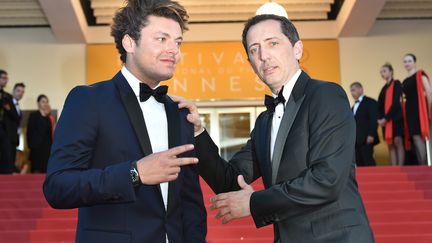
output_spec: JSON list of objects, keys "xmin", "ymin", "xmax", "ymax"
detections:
[{"xmin": 0, "ymin": 28, "xmax": 85, "ymax": 113}]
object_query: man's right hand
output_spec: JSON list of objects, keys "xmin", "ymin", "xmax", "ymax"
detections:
[
  {"xmin": 136, "ymin": 144, "xmax": 198, "ymax": 185},
  {"xmin": 171, "ymin": 95, "xmax": 204, "ymax": 135}
]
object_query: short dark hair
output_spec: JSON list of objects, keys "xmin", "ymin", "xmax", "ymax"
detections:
[
  {"xmin": 0, "ymin": 70, "xmax": 7, "ymax": 77},
  {"xmin": 13, "ymin": 83, "xmax": 25, "ymax": 90},
  {"xmin": 37, "ymin": 94, "xmax": 48, "ymax": 103},
  {"xmin": 111, "ymin": 0, "xmax": 189, "ymax": 63},
  {"xmin": 242, "ymin": 14, "xmax": 300, "ymax": 55},
  {"xmin": 382, "ymin": 62, "xmax": 394, "ymax": 78},
  {"xmin": 350, "ymin": 82, "xmax": 363, "ymax": 89},
  {"xmin": 405, "ymin": 53, "xmax": 417, "ymax": 63}
]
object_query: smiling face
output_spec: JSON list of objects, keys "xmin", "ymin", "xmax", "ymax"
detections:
[
  {"xmin": 246, "ymin": 19, "xmax": 302, "ymax": 93},
  {"xmin": 123, "ymin": 15, "xmax": 183, "ymax": 87}
]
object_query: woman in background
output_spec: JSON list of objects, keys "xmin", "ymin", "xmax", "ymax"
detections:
[
  {"xmin": 27, "ymin": 94, "xmax": 53, "ymax": 173},
  {"xmin": 378, "ymin": 63, "xmax": 405, "ymax": 165},
  {"xmin": 402, "ymin": 53, "xmax": 431, "ymax": 165}
]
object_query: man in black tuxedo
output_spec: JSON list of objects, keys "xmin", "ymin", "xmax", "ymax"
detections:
[
  {"xmin": 43, "ymin": 1, "xmax": 206, "ymax": 242},
  {"xmin": 178, "ymin": 14, "xmax": 373, "ymax": 243},
  {"xmin": 350, "ymin": 82, "xmax": 379, "ymax": 166},
  {"xmin": 8, "ymin": 83, "xmax": 25, "ymax": 170},
  {"xmin": 0, "ymin": 70, "xmax": 17, "ymax": 174}
]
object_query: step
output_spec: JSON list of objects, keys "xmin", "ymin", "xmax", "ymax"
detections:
[
  {"xmin": 0, "ymin": 199, "xmax": 48, "ymax": 208},
  {"xmin": 0, "ymin": 190, "xmax": 44, "ymax": 199},
  {"xmin": 371, "ymin": 222, "xmax": 432, "ymax": 234},
  {"xmin": 207, "ymin": 225, "xmax": 272, "ymax": 239},
  {"xmin": 356, "ymin": 165, "xmax": 432, "ymax": 173},
  {"xmin": 0, "ymin": 181, "xmax": 44, "ymax": 190},
  {"xmin": 356, "ymin": 173, "xmax": 432, "ymax": 182},
  {"xmin": 206, "ymin": 239, "xmax": 272, "ymax": 243},
  {"xmin": 368, "ymin": 210, "xmax": 432, "ymax": 222},
  {"xmin": 0, "ymin": 174, "xmax": 45, "ymax": 181},
  {"xmin": 358, "ymin": 181, "xmax": 432, "ymax": 191},
  {"xmin": 0, "ymin": 218, "xmax": 77, "ymax": 231},
  {"xmin": 364, "ymin": 200, "xmax": 432, "ymax": 211},
  {"xmin": 375, "ymin": 233, "xmax": 432, "ymax": 243},
  {"xmin": 0, "ymin": 208, "xmax": 77, "ymax": 219},
  {"xmin": 360, "ymin": 190, "xmax": 432, "ymax": 201},
  {"xmin": 29, "ymin": 229, "xmax": 76, "ymax": 242}
]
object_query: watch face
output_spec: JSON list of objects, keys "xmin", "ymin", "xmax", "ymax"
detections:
[{"xmin": 131, "ymin": 168, "xmax": 139, "ymax": 183}]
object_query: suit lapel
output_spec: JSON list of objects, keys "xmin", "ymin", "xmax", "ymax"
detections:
[
  {"xmin": 164, "ymin": 97, "xmax": 181, "ymax": 215},
  {"xmin": 114, "ymin": 72, "xmax": 153, "ymax": 156},
  {"xmin": 271, "ymin": 72, "xmax": 309, "ymax": 184},
  {"xmin": 114, "ymin": 72, "xmax": 166, "ymax": 205},
  {"xmin": 256, "ymin": 110, "xmax": 273, "ymax": 188}
]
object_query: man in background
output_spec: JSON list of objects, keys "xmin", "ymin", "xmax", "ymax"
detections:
[
  {"xmin": 0, "ymin": 70, "xmax": 16, "ymax": 173},
  {"xmin": 9, "ymin": 83, "xmax": 25, "ymax": 171},
  {"xmin": 350, "ymin": 82, "xmax": 379, "ymax": 166}
]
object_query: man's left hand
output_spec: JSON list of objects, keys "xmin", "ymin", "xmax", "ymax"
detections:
[{"xmin": 210, "ymin": 175, "xmax": 254, "ymax": 224}]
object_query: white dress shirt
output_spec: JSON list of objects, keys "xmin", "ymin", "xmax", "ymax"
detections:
[
  {"xmin": 270, "ymin": 69, "xmax": 302, "ymax": 160},
  {"xmin": 121, "ymin": 66, "xmax": 169, "ymax": 211},
  {"xmin": 353, "ymin": 95, "xmax": 364, "ymax": 115}
]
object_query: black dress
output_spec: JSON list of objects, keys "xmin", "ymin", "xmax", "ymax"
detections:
[
  {"xmin": 27, "ymin": 111, "xmax": 52, "ymax": 172},
  {"xmin": 402, "ymin": 73, "xmax": 422, "ymax": 137},
  {"xmin": 378, "ymin": 80, "xmax": 404, "ymax": 137}
]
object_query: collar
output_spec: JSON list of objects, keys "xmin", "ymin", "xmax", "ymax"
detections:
[
  {"xmin": 121, "ymin": 66, "xmax": 160, "ymax": 98},
  {"xmin": 357, "ymin": 95, "xmax": 364, "ymax": 103},
  {"xmin": 272, "ymin": 69, "xmax": 301, "ymax": 105},
  {"xmin": 13, "ymin": 98, "xmax": 18, "ymax": 105}
]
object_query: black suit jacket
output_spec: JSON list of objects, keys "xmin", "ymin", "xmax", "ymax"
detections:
[
  {"xmin": 195, "ymin": 72, "xmax": 374, "ymax": 243},
  {"xmin": 0, "ymin": 91, "xmax": 21, "ymax": 146},
  {"xmin": 353, "ymin": 96, "xmax": 379, "ymax": 146},
  {"xmin": 43, "ymin": 72, "xmax": 207, "ymax": 243},
  {"xmin": 27, "ymin": 111, "xmax": 52, "ymax": 150}
]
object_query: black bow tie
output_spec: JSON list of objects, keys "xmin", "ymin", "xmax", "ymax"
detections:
[
  {"xmin": 265, "ymin": 86, "xmax": 286, "ymax": 112},
  {"xmin": 139, "ymin": 83, "xmax": 168, "ymax": 103}
]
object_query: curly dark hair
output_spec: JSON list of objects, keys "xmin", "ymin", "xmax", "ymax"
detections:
[
  {"xmin": 241, "ymin": 14, "xmax": 300, "ymax": 57},
  {"xmin": 111, "ymin": 0, "xmax": 189, "ymax": 63}
]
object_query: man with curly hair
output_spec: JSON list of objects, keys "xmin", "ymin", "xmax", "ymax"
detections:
[{"xmin": 43, "ymin": 1, "xmax": 206, "ymax": 242}]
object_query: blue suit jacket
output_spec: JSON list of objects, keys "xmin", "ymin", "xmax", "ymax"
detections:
[{"xmin": 43, "ymin": 72, "xmax": 207, "ymax": 243}]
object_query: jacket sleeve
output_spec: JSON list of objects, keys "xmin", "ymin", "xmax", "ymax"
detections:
[
  {"xmin": 180, "ymin": 111, "xmax": 207, "ymax": 242},
  {"xmin": 195, "ymin": 128, "xmax": 261, "ymax": 194},
  {"xmin": 43, "ymin": 86, "xmax": 136, "ymax": 209},
  {"xmin": 250, "ymin": 83, "xmax": 356, "ymax": 227},
  {"xmin": 4, "ymin": 95, "xmax": 20, "ymax": 122}
]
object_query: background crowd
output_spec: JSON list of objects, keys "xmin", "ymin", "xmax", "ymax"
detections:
[
  {"xmin": 351, "ymin": 53, "xmax": 431, "ymax": 167},
  {"xmin": 0, "ymin": 69, "xmax": 55, "ymax": 174}
]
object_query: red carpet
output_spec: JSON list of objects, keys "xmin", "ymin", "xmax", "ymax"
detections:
[{"xmin": 1, "ymin": 166, "xmax": 432, "ymax": 242}]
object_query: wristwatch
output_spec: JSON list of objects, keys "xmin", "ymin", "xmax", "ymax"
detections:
[{"xmin": 130, "ymin": 161, "xmax": 141, "ymax": 187}]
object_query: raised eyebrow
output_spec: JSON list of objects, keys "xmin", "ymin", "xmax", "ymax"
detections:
[
  {"xmin": 156, "ymin": 31, "xmax": 183, "ymax": 41},
  {"xmin": 248, "ymin": 43, "xmax": 259, "ymax": 50},
  {"xmin": 264, "ymin": 37, "xmax": 280, "ymax": 42},
  {"xmin": 248, "ymin": 37, "xmax": 280, "ymax": 49}
]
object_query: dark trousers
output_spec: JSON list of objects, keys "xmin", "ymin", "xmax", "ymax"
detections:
[
  {"xmin": 355, "ymin": 144, "xmax": 376, "ymax": 166},
  {"xmin": 0, "ymin": 127, "xmax": 13, "ymax": 174}
]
